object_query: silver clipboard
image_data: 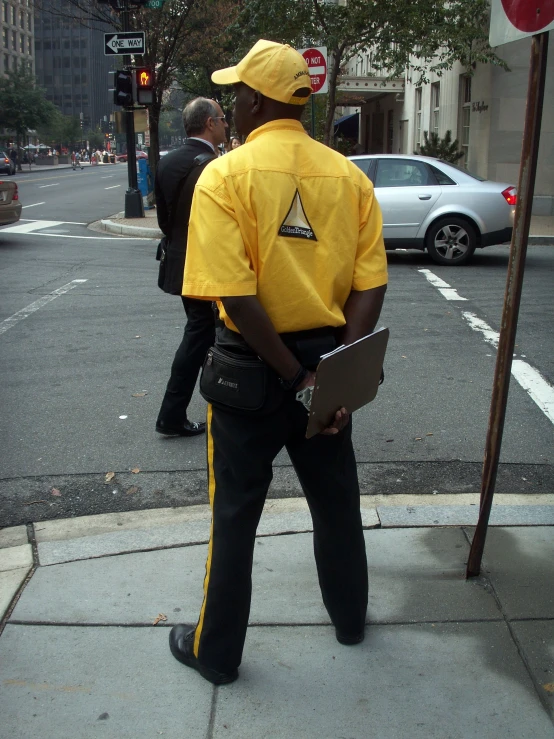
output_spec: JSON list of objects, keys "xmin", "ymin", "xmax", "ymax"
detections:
[{"xmin": 305, "ymin": 327, "xmax": 389, "ymax": 439}]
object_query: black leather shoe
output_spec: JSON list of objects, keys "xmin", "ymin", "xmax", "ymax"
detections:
[
  {"xmin": 169, "ymin": 625, "xmax": 238, "ymax": 685},
  {"xmin": 155, "ymin": 420, "xmax": 206, "ymax": 437},
  {"xmin": 336, "ymin": 628, "xmax": 365, "ymax": 645}
]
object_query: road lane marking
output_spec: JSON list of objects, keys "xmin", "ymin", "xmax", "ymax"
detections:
[
  {"xmin": 22, "ymin": 202, "xmax": 46, "ymax": 208},
  {"xmin": 461, "ymin": 311, "xmax": 554, "ymax": 426},
  {"xmin": 19, "ymin": 219, "xmax": 87, "ymax": 225},
  {"xmin": 101, "ymin": 176, "xmax": 114, "ymax": 179},
  {"xmin": 0, "ymin": 219, "xmax": 64, "ymax": 233},
  {"xmin": 511, "ymin": 361, "xmax": 554, "ymax": 424},
  {"xmin": 105, "ymin": 185, "xmax": 121, "ymax": 190},
  {"xmin": 23, "ymin": 232, "xmax": 143, "ymax": 240},
  {"xmin": 418, "ymin": 268, "xmax": 467, "ymax": 301},
  {"xmin": 38, "ymin": 183, "xmax": 59, "ymax": 188},
  {"xmin": 0, "ymin": 279, "xmax": 87, "ymax": 336}
]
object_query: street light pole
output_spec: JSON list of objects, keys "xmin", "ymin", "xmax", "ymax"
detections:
[{"xmin": 121, "ymin": 0, "xmax": 143, "ymax": 217}]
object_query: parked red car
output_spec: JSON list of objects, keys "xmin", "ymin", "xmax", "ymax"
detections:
[{"xmin": 117, "ymin": 151, "xmax": 148, "ymax": 163}]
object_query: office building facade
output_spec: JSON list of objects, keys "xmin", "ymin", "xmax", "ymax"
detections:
[
  {"xmin": 1, "ymin": 0, "xmax": 34, "ymax": 77},
  {"xmin": 33, "ymin": 0, "xmax": 116, "ymax": 132}
]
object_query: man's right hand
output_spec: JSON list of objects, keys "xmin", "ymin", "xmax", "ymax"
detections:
[{"xmin": 295, "ymin": 371, "xmax": 349, "ymax": 436}]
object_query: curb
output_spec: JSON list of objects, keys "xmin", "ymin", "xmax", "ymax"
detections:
[{"xmin": 99, "ymin": 218, "xmax": 161, "ymax": 239}]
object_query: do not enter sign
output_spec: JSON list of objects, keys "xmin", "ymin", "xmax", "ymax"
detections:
[
  {"xmin": 490, "ymin": 0, "xmax": 554, "ymax": 46},
  {"xmin": 298, "ymin": 46, "xmax": 328, "ymax": 95}
]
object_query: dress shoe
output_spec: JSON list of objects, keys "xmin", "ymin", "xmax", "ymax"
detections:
[
  {"xmin": 335, "ymin": 628, "xmax": 365, "ymax": 645},
  {"xmin": 155, "ymin": 420, "xmax": 206, "ymax": 437},
  {"xmin": 169, "ymin": 625, "xmax": 238, "ymax": 685}
]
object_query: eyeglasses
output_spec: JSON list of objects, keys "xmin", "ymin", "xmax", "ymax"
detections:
[{"xmin": 211, "ymin": 116, "xmax": 226, "ymax": 122}]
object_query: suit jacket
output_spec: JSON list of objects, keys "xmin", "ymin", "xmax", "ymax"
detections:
[{"xmin": 155, "ymin": 138, "xmax": 216, "ymax": 295}]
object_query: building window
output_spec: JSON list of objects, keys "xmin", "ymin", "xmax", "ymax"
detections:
[
  {"xmin": 414, "ymin": 87, "xmax": 422, "ymax": 150},
  {"xmin": 2, "ymin": 27, "xmax": 6, "ymax": 48},
  {"xmin": 459, "ymin": 75, "xmax": 471, "ymax": 167},
  {"xmin": 80, "ymin": 39, "xmax": 87, "ymax": 49},
  {"xmin": 19, "ymin": 33, "xmax": 24, "ymax": 52},
  {"xmin": 3, "ymin": 2, "xmax": 8, "ymax": 24},
  {"xmin": 35, "ymin": 39, "xmax": 41, "ymax": 50},
  {"xmin": 27, "ymin": 12, "xmax": 31, "ymax": 30},
  {"xmin": 63, "ymin": 39, "xmax": 70, "ymax": 49},
  {"xmin": 430, "ymin": 82, "xmax": 440, "ymax": 136},
  {"xmin": 11, "ymin": 30, "xmax": 16, "ymax": 50},
  {"xmin": 3, "ymin": 53, "xmax": 8, "ymax": 72},
  {"xmin": 44, "ymin": 40, "xmax": 51, "ymax": 50},
  {"xmin": 11, "ymin": 3, "xmax": 15, "ymax": 24},
  {"xmin": 19, "ymin": 9, "xmax": 23, "ymax": 26},
  {"xmin": 81, "ymin": 56, "xmax": 87, "ymax": 68}
]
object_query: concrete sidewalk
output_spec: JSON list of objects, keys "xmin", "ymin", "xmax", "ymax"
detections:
[
  {"xmin": 96, "ymin": 209, "xmax": 554, "ymax": 244},
  {"xmin": 1, "ymin": 496, "xmax": 553, "ymax": 738},
  {"xmin": 12, "ymin": 161, "xmax": 111, "ymax": 174}
]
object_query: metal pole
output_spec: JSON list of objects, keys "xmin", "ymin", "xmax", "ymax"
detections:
[
  {"xmin": 122, "ymin": 0, "xmax": 143, "ymax": 217},
  {"xmin": 311, "ymin": 95, "xmax": 316, "ymax": 139},
  {"xmin": 466, "ymin": 31, "xmax": 549, "ymax": 578}
]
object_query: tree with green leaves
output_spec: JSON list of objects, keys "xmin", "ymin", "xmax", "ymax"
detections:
[
  {"xmin": 0, "ymin": 62, "xmax": 57, "ymax": 170},
  {"xmin": 38, "ymin": 0, "xmax": 240, "ymax": 175},
  {"xmin": 231, "ymin": 0, "xmax": 507, "ymax": 146},
  {"xmin": 415, "ymin": 130, "xmax": 464, "ymax": 163},
  {"xmin": 37, "ymin": 111, "xmax": 84, "ymax": 153}
]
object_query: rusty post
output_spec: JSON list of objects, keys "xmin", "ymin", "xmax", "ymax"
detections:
[{"xmin": 466, "ymin": 31, "xmax": 549, "ymax": 578}]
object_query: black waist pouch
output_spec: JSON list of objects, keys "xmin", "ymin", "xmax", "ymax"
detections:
[{"xmin": 200, "ymin": 344, "xmax": 284, "ymax": 416}]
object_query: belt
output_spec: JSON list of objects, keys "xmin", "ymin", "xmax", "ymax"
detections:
[{"xmin": 216, "ymin": 325, "xmax": 340, "ymax": 369}]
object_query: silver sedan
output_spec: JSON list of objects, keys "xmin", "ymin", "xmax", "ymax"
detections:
[{"xmin": 348, "ymin": 154, "xmax": 516, "ymax": 266}]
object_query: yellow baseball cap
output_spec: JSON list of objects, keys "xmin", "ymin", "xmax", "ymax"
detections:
[{"xmin": 211, "ymin": 39, "xmax": 312, "ymax": 105}]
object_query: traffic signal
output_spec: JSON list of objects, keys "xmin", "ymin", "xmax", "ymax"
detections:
[
  {"xmin": 134, "ymin": 67, "xmax": 154, "ymax": 105},
  {"xmin": 114, "ymin": 70, "xmax": 133, "ymax": 107}
]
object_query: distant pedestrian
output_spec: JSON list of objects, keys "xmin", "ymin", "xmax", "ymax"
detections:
[
  {"xmin": 154, "ymin": 97, "xmax": 228, "ymax": 437},
  {"xmin": 230, "ymin": 136, "xmax": 241, "ymax": 150},
  {"xmin": 75, "ymin": 150, "xmax": 83, "ymax": 170}
]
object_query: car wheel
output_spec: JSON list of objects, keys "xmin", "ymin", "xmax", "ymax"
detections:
[{"xmin": 426, "ymin": 217, "xmax": 477, "ymax": 266}]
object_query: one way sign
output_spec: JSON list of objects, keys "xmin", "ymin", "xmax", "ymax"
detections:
[{"xmin": 104, "ymin": 32, "xmax": 145, "ymax": 55}]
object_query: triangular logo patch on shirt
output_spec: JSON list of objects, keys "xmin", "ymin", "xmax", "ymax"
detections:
[{"xmin": 278, "ymin": 189, "xmax": 317, "ymax": 242}]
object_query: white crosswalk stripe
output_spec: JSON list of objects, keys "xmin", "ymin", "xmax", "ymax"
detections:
[{"xmin": 0, "ymin": 220, "xmax": 64, "ymax": 233}]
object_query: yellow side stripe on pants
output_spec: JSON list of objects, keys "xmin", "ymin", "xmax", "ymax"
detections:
[{"xmin": 194, "ymin": 404, "xmax": 215, "ymax": 658}]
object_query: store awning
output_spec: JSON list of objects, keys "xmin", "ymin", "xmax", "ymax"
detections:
[{"xmin": 333, "ymin": 113, "xmax": 359, "ymax": 138}]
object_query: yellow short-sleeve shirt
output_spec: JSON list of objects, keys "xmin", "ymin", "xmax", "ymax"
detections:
[{"xmin": 183, "ymin": 119, "xmax": 387, "ymax": 334}]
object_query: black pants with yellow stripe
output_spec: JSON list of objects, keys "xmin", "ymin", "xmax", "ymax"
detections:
[{"xmin": 193, "ymin": 395, "xmax": 368, "ymax": 674}]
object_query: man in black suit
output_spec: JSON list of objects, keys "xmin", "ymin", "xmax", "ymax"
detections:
[{"xmin": 155, "ymin": 98, "xmax": 228, "ymax": 436}]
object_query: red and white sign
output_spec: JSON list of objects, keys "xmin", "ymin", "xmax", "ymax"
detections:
[
  {"xmin": 490, "ymin": 0, "xmax": 554, "ymax": 47},
  {"xmin": 298, "ymin": 46, "xmax": 328, "ymax": 95}
]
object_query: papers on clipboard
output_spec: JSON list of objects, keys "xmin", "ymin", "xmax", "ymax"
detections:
[{"xmin": 305, "ymin": 327, "xmax": 389, "ymax": 439}]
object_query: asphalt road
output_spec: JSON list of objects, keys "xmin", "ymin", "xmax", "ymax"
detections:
[{"xmin": 1, "ymin": 169, "xmax": 553, "ymax": 526}]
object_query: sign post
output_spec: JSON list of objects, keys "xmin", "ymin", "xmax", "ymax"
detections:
[
  {"xmin": 467, "ymin": 2, "xmax": 551, "ymax": 578},
  {"xmin": 298, "ymin": 47, "xmax": 328, "ymax": 139}
]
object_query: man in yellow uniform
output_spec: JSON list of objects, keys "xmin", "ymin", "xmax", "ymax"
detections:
[{"xmin": 169, "ymin": 40, "xmax": 388, "ymax": 685}]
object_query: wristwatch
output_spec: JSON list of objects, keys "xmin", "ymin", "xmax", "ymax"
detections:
[
  {"xmin": 279, "ymin": 365, "xmax": 308, "ymax": 391},
  {"xmin": 296, "ymin": 385, "xmax": 313, "ymax": 411}
]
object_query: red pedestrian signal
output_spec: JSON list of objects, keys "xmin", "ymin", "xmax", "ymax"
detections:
[{"xmin": 135, "ymin": 67, "xmax": 154, "ymax": 105}]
